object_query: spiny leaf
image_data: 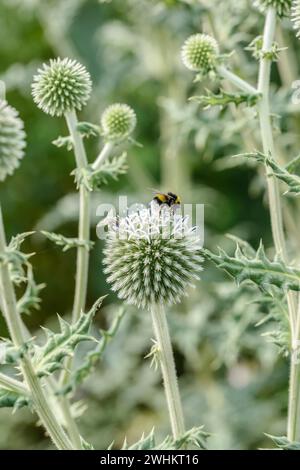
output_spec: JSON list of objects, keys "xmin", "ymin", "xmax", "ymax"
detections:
[
  {"xmin": 58, "ymin": 307, "xmax": 125, "ymax": 395},
  {"xmin": 0, "ymin": 388, "xmax": 30, "ymax": 410},
  {"xmin": 32, "ymin": 297, "xmax": 105, "ymax": 378},
  {"xmin": 80, "ymin": 436, "xmax": 94, "ymax": 450},
  {"xmin": 243, "ymin": 151, "xmax": 300, "ymax": 196},
  {"xmin": 41, "ymin": 231, "xmax": 94, "ymax": 252},
  {"xmin": 0, "ymin": 232, "xmax": 35, "ymax": 285},
  {"xmin": 204, "ymin": 242, "xmax": 300, "ymax": 292},
  {"xmin": 0, "ymin": 340, "xmax": 30, "ymax": 365},
  {"xmin": 17, "ymin": 265, "xmax": 45, "ymax": 315},
  {"xmin": 76, "ymin": 121, "xmax": 101, "ymax": 138},
  {"xmin": 190, "ymin": 89, "xmax": 259, "ymax": 108},
  {"xmin": 52, "ymin": 135, "xmax": 73, "ymax": 151},
  {"xmin": 122, "ymin": 426, "xmax": 209, "ymax": 450},
  {"xmin": 266, "ymin": 434, "xmax": 300, "ymax": 450},
  {"xmin": 72, "ymin": 153, "xmax": 128, "ymax": 191}
]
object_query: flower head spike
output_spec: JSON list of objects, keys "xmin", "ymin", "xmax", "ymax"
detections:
[
  {"xmin": 101, "ymin": 103, "xmax": 136, "ymax": 142},
  {"xmin": 32, "ymin": 58, "xmax": 92, "ymax": 117},
  {"xmin": 181, "ymin": 34, "xmax": 219, "ymax": 75},
  {"xmin": 103, "ymin": 206, "xmax": 203, "ymax": 310},
  {"xmin": 292, "ymin": 1, "xmax": 300, "ymax": 37},
  {"xmin": 0, "ymin": 100, "xmax": 26, "ymax": 181},
  {"xmin": 254, "ymin": 0, "xmax": 291, "ymax": 17}
]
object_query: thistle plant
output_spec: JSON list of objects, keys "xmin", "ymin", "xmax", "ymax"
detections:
[
  {"xmin": 104, "ymin": 205, "xmax": 203, "ymax": 439},
  {"xmin": 181, "ymin": 4, "xmax": 300, "ymax": 445},
  {"xmin": 292, "ymin": 0, "xmax": 300, "ymax": 37}
]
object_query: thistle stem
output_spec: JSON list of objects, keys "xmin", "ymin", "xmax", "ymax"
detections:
[
  {"xmin": 92, "ymin": 142, "xmax": 114, "ymax": 171},
  {"xmin": 65, "ymin": 110, "xmax": 90, "ymax": 325},
  {"xmin": 0, "ymin": 371, "xmax": 29, "ymax": 397},
  {"xmin": 150, "ymin": 304, "xmax": 185, "ymax": 439},
  {"xmin": 217, "ymin": 65, "xmax": 258, "ymax": 95},
  {"xmin": 256, "ymin": 7, "xmax": 299, "ymax": 441},
  {"xmin": 0, "ymin": 204, "xmax": 75, "ymax": 450}
]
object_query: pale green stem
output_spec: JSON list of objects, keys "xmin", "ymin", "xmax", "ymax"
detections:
[
  {"xmin": 0, "ymin": 371, "xmax": 29, "ymax": 397},
  {"xmin": 65, "ymin": 110, "xmax": 90, "ymax": 325},
  {"xmin": 256, "ymin": 7, "xmax": 299, "ymax": 441},
  {"xmin": 217, "ymin": 65, "xmax": 259, "ymax": 95},
  {"xmin": 0, "ymin": 205, "xmax": 74, "ymax": 450},
  {"xmin": 150, "ymin": 304, "xmax": 185, "ymax": 439},
  {"xmin": 92, "ymin": 142, "xmax": 114, "ymax": 171}
]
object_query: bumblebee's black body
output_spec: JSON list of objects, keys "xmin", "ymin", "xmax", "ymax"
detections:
[{"xmin": 153, "ymin": 191, "xmax": 181, "ymax": 207}]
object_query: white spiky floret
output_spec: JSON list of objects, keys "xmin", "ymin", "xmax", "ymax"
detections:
[
  {"xmin": 31, "ymin": 58, "xmax": 92, "ymax": 117},
  {"xmin": 103, "ymin": 205, "xmax": 203, "ymax": 310},
  {"xmin": 0, "ymin": 100, "xmax": 26, "ymax": 181}
]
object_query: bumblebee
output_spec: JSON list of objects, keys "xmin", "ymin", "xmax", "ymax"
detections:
[{"xmin": 152, "ymin": 191, "xmax": 181, "ymax": 207}]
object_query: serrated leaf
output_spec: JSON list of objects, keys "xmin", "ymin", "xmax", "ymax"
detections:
[
  {"xmin": 72, "ymin": 153, "xmax": 128, "ymax": 191},
  {"xmin": 52, "ymin": 136, "xmax": 73, "ymax": 151},
  {"xmin": 0, "ymin": 232, "xmax": 35, "ymax": 285},
  {"xmin": 190, "ymin": 89, "xmax": 259, "ymax": 108},
  {"xmin": 58, "ymin": 307, "xmax": 125, "ymax": 395},
  {"xmin": 32, "ymin": 297, "xmax": 104, "ymax": 378},
  {"xmin": 0, "ymin": 388, "xmax": 30, "ymax": 410},
  {"xmin": 122, "ymin": 426, "xmax": 209, "ymax": 450},
  {"xmin": 17, "ymin": 265, "xmax": 45, "ymax": 315},
  {"xmin": 204, "ymin": 242, "xmax": 300, "ymax": 292},
  {"xmin": 41, "ymin": 231, "xmax": 94, "ymax": 252},
  {"xmin": 266, "ymin": 434, "xmax": 300, "ymax": 450},
  {"xmin": 76, "ymin": 122, "xmax": 101, "ymax": 138}
]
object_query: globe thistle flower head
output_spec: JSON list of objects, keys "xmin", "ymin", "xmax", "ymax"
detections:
[
  {"xmin": 0, "ymin": 100, "xmax": 26, "ymax": 181},
  {"xmin": 31, "ymin": 58, "xmax": 92, "ymax": 117},
  {"xmin": 181, "ymin": 34, "xmax": 219, "ymax": 74},
  {"xmin": 103, "ymin": 206, "xmax": 203, "ymax": 310},
  {"xmin": 254, "ymin": 0, "xmax": 291, "ymax": 17},
  {"xmin": 292, "ymin": 0, "xmax": 300, "ymax": 37},
  {"xmin": 101, "ymin": 103, "xmax": 136, "ymax": 142}
]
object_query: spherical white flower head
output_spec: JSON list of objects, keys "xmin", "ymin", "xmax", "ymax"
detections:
[
  {"xmin": 254, "ymin": 0, "xmax": 291, "ymax": 17},
  {"xmin": 101, "ymin": 103, "xmax": 137, "ymax": 142},
  {"xmin": 0, "ymin": 100, "xmax": 26, "ymax": 181},
  {"xmin": 103, "ymin": 206, "xmax": 203, "ymax": 310},
  {"xmin": 292, "ymin": 1, "xmax": 300, "ymax": 37},
  {"xmin": 32, "ymin": 58, "xmax": 92, "ymax": 117},
  {"xmin": 181, "ymin": 34, "xmax": 219, "ymax": 74}
]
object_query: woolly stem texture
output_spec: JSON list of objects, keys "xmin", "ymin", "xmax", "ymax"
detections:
[
  {"xmin": 0, "ymin": 371, "xmax": 29, "ymax": 397},
  {"xmin": 0, "ymin": 204, "xmax": 75, "ymax": 450},
  {"xmin": 92, "ymin": 141, "xmax": 114, "ymax": 172},
  {"xmin": 150, "ymin": 303, "xmax": 185, "ymax": 439},
  {"xmin": 217, "ymin": 65, "xmax": 259, "ymax": 95},
  {"xmin": 65, "ymin": 110, "xmax": 90, "ymax": 325},
  {"xmin": 256, "ymin": 6, "xmax": 299, "ymax": 441}
]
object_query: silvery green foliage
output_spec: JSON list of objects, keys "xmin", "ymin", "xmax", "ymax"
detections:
[
  {"xmin": 31, "ymin": 298, "xmax": 103, "ymax": 377},
  {"xmin": 32, "ymin": 58, "xmax": 92, "ymax": 116},
  {"xmin": 243, "ymin": 151, "xmax": 300, "ymax": 196},
  {"xmin": 0, "ymin": 100, "xmax": 26, "ymax": 181},
  {"xmin": 101, "ymin": 104, "xmax": 136, "ymax": 142},
  {"xmin": 17, "ymin": 265, "xmax": 45, "ymax": 315},
  {"xmin": 0, "ymin": 232, "xmax": 34, "ymax": 285},
  {"xmin": 41, "ymin": 230, "xmax": 94, "ymax": 252},
  {"xmin": 181, "ymin": 34, "xmax": 219, "ymax": 75},
  {"xmin": 73, "ymin": 152, "xmax": 128, "ymax": 191},
  {"xmin": 292, "ymin": 1, "xmax": 300, "ymax": 37},
  {"xmin": 254, "ymin": 0, "xmax": 292, "ymax": 17},
  {"xmin": 121, "ymin": 426, "xmax": 209, "ymax": 450},
  {"xmin": 266, "ymin": 434, "xmax": 300, "ymax": 449},
  {"xmin": 103, "ymin": 206, "xmax": 203, "ymax": 310},
  {"xmin": 191, "ymin": 90, "xmax": 259, "ymax": 109},
  {"xmin": 205, "ymin": 242, "xmax": 300, "ymax": 292},
  {"xmin": 0, "ymin": 389, "xmax": 30, "ymax": 410},
  {"xmin": 59, "ymin": 308, "xmax": 125, "ymax": 395}
]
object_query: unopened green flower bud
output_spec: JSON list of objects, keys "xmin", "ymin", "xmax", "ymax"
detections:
[
  {"xmin": 101, "ymin": 103, "xmax": 136, "ymax": 142},
  {"xmin": 181, "ymin": 33, "xmax": 219, "ymax": 74}
]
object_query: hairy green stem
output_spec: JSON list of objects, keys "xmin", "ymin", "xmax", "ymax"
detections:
[
  {"xmin": 0, "ymin": 205, "xmax": 74, "ymax": 450},
  {"xmin": 256, "ymin": 7, "xmax": 299, "ymax": 441},
  {"xmin": 92, "ymin": 142, "xmax": 114, "ymax": 171},
  {"xmin": 0, "ymin": 371, "xmax": 29, "ymax": 396},
  {"xmin": 150, "ymin": 304, "xmax": 185, "ymax": 439},
  {"xmin": 217, "ymin": 65, "xmax": 259, "ymax": 95}
]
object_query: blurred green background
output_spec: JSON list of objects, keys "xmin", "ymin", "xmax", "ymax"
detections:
[{"xmin": 1, "ymin": 0, "xmax": 300, "ymax": 449}]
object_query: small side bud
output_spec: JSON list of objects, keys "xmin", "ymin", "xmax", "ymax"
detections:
[
  {"xmin": 101, "ymin": 104, "xmax": 136, "ymax": 142},
  {"xmin": 181, "ymin": 34, "xmax": 219, "ymax": 75}
]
